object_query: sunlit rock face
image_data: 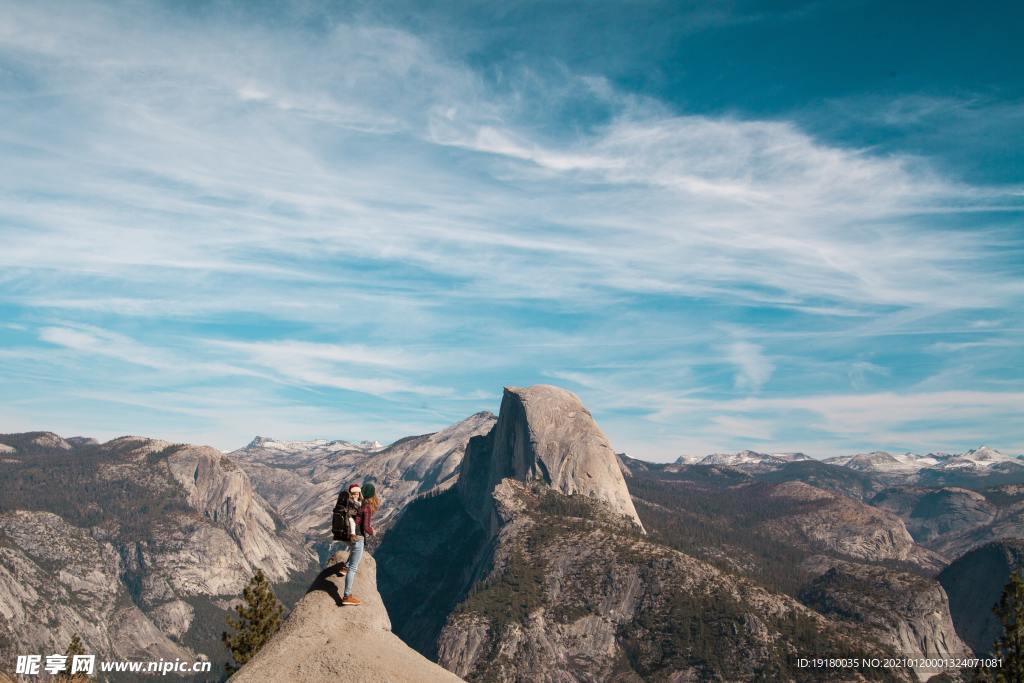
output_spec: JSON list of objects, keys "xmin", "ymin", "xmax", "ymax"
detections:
[{"xmin": 458, "ymin": 385, "xmax": 643, "ymax": 530}]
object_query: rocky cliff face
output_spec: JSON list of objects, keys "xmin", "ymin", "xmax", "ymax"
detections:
[
  {"xmin": 0, "ymin": 433, "xmax": 315, "ymax": 674},
  {"xmin": 759, "ymin": 481, "xmax": 945, "ymax": 572},
  {"xmin": 231, "ymin": 412, "xmax": 496, "ymax": 540},
  {"xmin": 457, "ymin": 385, "xmax": 642, "ymax": 530},
  {"xmin": 938, "ymin": 540, "xmax": 1024, "ymax": 655},
  {"xmin": 234, "ymin": 552, "xmax": 463, "ymax": 683},
  {"xmin": 164, "ymin": 443, "xmax": 309, "ymax": 583},
  {"xmin": 871, "ymin": 487, "xmax": 997, "ymax": 545},
  {"xmin": 0, "ymin": 510, "xmax": 192, "ymax": 664},
  {"xmin": 93, "ymin": 439, "xmax": 311, "ymax": 600},
  {"xmin": 800, "ymin": 557, "xmax": 968, "ymax": 678}
]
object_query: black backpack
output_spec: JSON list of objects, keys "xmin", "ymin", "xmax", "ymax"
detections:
[{"xmin": 331, "ymin": 491, "xmax": 359, "ymax": 541}]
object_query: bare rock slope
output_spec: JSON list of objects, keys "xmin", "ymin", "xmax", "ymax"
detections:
[
  {"xmin": 233, "ymin": 553, "xmax": 462, "ymax": 683},
  {"xmin": 760, "ymin": 481, "xmax": 946, "ymax": 572},
  {"xmin": 459, "ymin": 385, "xmax": 642, "ymax": 530}
]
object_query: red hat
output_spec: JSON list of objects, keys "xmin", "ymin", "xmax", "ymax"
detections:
[{"xmin": 348, "ymin": 483, "xmax": 362, "ymax": 492}]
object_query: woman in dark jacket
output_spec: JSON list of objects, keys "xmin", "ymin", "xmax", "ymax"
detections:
[{"xmin": 358, "ymin": 483, "xmax": 379, "ymax": 537}]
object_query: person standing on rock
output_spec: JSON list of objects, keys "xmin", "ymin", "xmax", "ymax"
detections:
[{"xmin": 330, "ymin": 482, "xmax": 377, "ymax": 606}]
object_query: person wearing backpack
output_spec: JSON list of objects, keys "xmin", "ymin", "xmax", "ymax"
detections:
[{"xmin": 330, "ymin": 482, "xmax": 377, "ymax": 606}]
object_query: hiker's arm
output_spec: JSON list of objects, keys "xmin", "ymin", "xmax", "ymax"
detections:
[{"xmin": 363, "ymin": 506, "xmax": 374, "ymax": 536}]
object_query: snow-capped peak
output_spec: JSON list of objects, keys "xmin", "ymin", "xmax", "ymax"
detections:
[
  {"xmin": 842, "ymin": 451, "xmax": 918, "ymax": 472},
  {"xmin": 960, "ymin": 445, "xmax": 1007, "ymax": 462},
  {"xmin": 242, "ymin": 436, "xmax": 373, "ymax": 453},
  {"xmin": 827, "ymin": 450, "xmax": 939, "ymax": 473},
  {"xmin": 931, "ymin": 445, "xmax": 1020, "ymax": 471},
  {"xmin": 892, "ymin": 452, "xmax": 939, "ymax": 467},
  {"xmin": 771, "ymin": 452, "xmax": 812, "ymax": 462},
  {"xmin": 246, "ymin": 435, "xmax": 274, "ymax": 449},
  {"xmin": 699, "ymin": 450, "xmax": 771, "ymax": 466}
]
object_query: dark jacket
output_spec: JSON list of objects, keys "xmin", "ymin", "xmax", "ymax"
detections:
[{"xmin": 355, "ymin": 503, "xmax": 374, "ymax": 538}]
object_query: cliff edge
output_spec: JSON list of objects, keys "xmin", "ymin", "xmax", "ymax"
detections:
[
  {"xmin": 233, "ymin": 552, "xmax": 463, "ymax": 682},
  {"xmin": 458, "ymin": 385, "xmax": 643, "ymax": 530}
]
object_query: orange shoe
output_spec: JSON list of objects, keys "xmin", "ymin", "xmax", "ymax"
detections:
[{"xmin": 341, "ymin": 595, "xmax": 362, "ymax": 606}]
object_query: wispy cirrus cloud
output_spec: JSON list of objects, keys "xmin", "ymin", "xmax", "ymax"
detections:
[
  {"xmin": 3, "ymin": 1, "xmax": 1019, "ymax": 315},
  {"xmin": 207, "ymin": 339, "xmax": 456, "ymax": 397},
  {"xmin": 39, "ymin": 325, "xmax": 171, "ymax": 370},
  {"xmin": 726, "ymin": 340, "xmax": 775, "ymax": 392}
]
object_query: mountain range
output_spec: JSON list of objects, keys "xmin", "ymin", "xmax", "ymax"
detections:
[
  {"xmin": 670, "ymin": 445, "xmax": 1023, "ymax": 478},
  {"xmin": 1, "ymin": 387, "xmax": 1021, "ymax": 681}
]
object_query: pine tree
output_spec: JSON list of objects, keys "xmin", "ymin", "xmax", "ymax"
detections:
[
  {"xmin": 57, "ymin": 634, "xmax": 90, "ymax": 681},
  {"xmin": 221, "ymin": 568, "xmax": 284, "ymax": 675},
  {"xmin": 977, "ymin": 571, "xmax": 1024, "ymax": 683}
]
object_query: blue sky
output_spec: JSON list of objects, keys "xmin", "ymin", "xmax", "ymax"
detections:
[{"xmin": 1, "ymin": 0, "xmax": 1022, "ymax": 460}]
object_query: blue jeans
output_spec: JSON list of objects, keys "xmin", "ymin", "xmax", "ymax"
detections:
[{"xmin": 336, "ymin": 538, "xmax": 364, "ymax": 597}]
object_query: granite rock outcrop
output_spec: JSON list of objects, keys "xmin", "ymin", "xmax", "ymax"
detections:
[{"xmin": 233, "ymin": 553, "xmax": 463, "ymax": 683}]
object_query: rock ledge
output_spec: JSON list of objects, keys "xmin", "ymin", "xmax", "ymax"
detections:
[{"xmin": 233, "ymin": 552, "xmax": 463, "ymax": 682}]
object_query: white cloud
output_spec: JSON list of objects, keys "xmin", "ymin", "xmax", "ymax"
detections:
[
  {"xmin": 727, "ymin": 341, "xmax": 774, "ymax": 392},
  {"xmin": 847, "ymin": 360, "xmax": 889, "ymax": 389},
  {"xmin": 708, "ymin": 415, "xmax": 776, "ymax": 441},
  {"xmin": 38, "ymin": 325, "xmax": 171, "ymax": 370},
  {"xmin": 209, "ymin": 340, "xmax": 420, "ymax": 369},
  {"xmin": 926, "ymin": 340, "xmax": 1014, "ymax": 353},
  {"xmin": 208, "ymin": 339, "xmax": 455, "ymax": 397}
]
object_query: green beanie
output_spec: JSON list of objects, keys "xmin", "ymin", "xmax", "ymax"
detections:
[{"xmin": 361, "ymin": 482, "xmax": 376, "ymax": 499}]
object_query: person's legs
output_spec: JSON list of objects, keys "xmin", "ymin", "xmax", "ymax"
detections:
[
  {"xmin": 329, "ymin": 541, "xmax": 349, "ymax": 575},
  {"xmin": 342, "ymin": 539, "xmax": 364, "ymax": 597}
]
